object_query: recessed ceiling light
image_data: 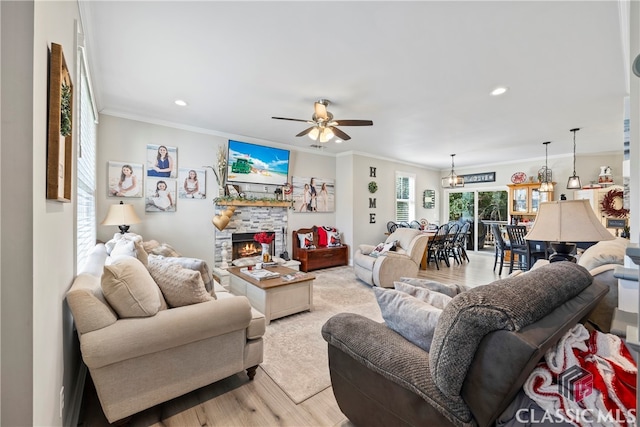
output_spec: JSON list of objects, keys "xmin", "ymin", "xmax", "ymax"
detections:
[
  {"xmin": 335, "ymin": 139, "xmax": 343, "ymax": 144},
  {"xmin": 490, "ymin": 87, "xmax": 508, "ymax": 96},
  {"xmin": 174, "ymin": 99, "xmax": 188, "ymax": 107}
]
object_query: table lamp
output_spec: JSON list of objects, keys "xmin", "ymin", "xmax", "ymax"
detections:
[
  {"xmin": 101, "ymin": 201, "xmax": 142, "ymax": 234},
  {"xmin": 525, "ymin": 199, "xmax": 614, "ymax": 262}
]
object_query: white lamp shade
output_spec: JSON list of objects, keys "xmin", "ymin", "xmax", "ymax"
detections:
[
  {"xmin": 101, "ymin": 203, "xmax": 142, "ymax": 226},
  {"xmin": 525, "ymin": 200, "xmax": 614, "ymax": 242}
]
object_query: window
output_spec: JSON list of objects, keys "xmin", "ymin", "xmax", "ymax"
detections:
[
  {"xmin": 76, "ymin": 46, "xmax": 98, "ymax": 272},
  {"xmin": 395, "ymin": 172, "xmax": 415, "ymax": 222}
]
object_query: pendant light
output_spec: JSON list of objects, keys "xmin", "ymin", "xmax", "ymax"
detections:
[
  {"xmin": 441, "ymin": 154, "xmax": 464, "ymax": 188},
  {"xmin": 539, "ymin": 141, "xmax": 554, "ymax": 192},
  {"xmin": 566, "ymin": 128, "xmax": 582, "ymax": 189}
]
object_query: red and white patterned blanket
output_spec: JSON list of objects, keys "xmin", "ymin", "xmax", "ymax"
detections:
[{"xmin": 524, "ymin": 324, "xmax": 637, "ymax": 426}]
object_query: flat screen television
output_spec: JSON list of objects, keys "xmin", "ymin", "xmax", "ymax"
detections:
[{"xmin": 226, "ymin": 140, "xmax": 290, "ymax": 186}]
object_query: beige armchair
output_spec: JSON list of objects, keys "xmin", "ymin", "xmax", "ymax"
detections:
[{"xmin": 353, "ymin": 228, "xmax": 430, "ymax": 287}]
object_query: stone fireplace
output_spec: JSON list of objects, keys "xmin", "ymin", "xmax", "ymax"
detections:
[{"xmin": 214, "ymin": 204, "xmax": 288, "ymax": 265}]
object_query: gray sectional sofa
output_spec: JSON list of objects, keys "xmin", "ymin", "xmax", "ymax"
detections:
[{"xmin": 322, "ymin": 262, "xmax": 608, "ymax": 426}]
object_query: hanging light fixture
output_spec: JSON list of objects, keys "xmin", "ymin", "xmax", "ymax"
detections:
[
  {"xmin": 539, "ymin": 141, "xmax": 554, "ymax": 192},
  {"xmin": 566, "ymin": 128, "xmax": 582, "ymax": 189},
  {"xmin": 441, "ymin": 154, "xmax": 464, "ymax": 188}
]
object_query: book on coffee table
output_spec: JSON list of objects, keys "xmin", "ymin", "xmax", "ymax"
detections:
[{"xmin": 239, "ymin": 268, "xmax": 280, "ymax": 281}]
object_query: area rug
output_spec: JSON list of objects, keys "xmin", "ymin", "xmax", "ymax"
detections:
[{"xmin": 260, "ymin": 266, "xmax": 383, "ymax": 404}]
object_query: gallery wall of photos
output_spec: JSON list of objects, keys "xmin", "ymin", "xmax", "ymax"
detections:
[{"xmin": 107, "ymin": 144, "xmax": 207, "ymax": 212}]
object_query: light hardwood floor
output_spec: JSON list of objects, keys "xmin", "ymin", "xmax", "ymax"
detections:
[{"xmin": 78, "ymin": 251, "xmax": 502, "ymax": 427}]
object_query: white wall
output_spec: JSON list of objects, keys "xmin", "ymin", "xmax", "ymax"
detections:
[
  {"xmin": 32, "ymin": 2, "xmax": 82, "ymax": 426},
  {"xmin": 349, "ymin": 153, "xmax": 442, "ymax": 256},
  {"xmin": 1, "ymin": 2, "xmax": 35, "ymax": 425},
  {"xmin": 1, "ymin": 1, "xmax": 81, "ymax": 425},
  {"xmin": 97, "ymin": 115, "xmax": 337, "ymax": 265}
]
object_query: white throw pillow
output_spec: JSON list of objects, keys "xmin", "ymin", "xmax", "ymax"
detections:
[
  {"xmin": 369, "ymin": 240, "xmax": 397, "ymax": 257},
  {"xmin": 101, "ymin": 257, "xmax": 162, "ymax": 318},
  {"xmin": 374, "ymin": 287, "xmax": 442, "ymax": 352},
  {"xmin": 110, "ymin": 239, "xmax": 136, "ymax": 258},
  {"xmin": 147, "ymin": 256, "xmax": 213, "ymax": 308},
  {"xmin": 327, "ymin": 231, "xmax": 341, "ymax": 247},
  {"xmin": 297, "ymin": 232, "xmax": 315, "ymax": 249}
]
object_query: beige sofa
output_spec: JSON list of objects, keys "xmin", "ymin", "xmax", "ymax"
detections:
[
  {"xmin": 353, "ymin": 228, "xmax": 430, "ymax": 288},
  {"xmin": 66, "ymin": 243, "xmax": 265, "ymax": 423}
]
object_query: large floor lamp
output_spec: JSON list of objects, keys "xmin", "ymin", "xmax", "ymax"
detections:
[{"xmin": 525, "ymin": 199, "xmax": 614, "ymax": 263}]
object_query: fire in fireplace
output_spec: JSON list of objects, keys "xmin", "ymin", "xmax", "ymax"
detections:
[{"xmin": 231, "ymin": 232, "xmax": 275, "ymax": 260}]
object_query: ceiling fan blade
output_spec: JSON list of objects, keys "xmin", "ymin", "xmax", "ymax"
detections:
[
  {"xmin": 314, "ymin": 102, "xmax": 329, "ymax": 121},
  {"xmin": 333, "ymin": 119, "xmax": 373, "ymax": 126},
  {"xmin": 296, "ymin": 126, "xmax": 316, "ymax": 137},
  {"xmin": 330, "ymin": 126, "xmax": 351, "ymax": 141},
  {"xmin": 272, "ymin": 116, "xmax": 312, "ymax": 123}
]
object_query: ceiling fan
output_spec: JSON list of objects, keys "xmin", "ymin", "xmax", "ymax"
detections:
[{"xmin": 272, "ymin": 99, "xmax": 373, "ymax": 143}]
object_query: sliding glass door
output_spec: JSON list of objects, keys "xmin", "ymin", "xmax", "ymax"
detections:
[{"xmin": 447, "ymin": 189, "xmax": 508, "ymax": 251}]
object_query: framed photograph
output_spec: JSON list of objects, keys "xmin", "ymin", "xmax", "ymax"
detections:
[
  {"xmin": 46, "ymin": 42, "xmax": 73, "ymax": 202},
  {"xmin": 146, "ymin": 144, "xmax": 177, "ymax": 178},
  {"xmin": 226, "ymin": 184, "xmax": 240, "ymax": 197},
  {"xmin": 178, "ymin": 167, "xmax": 206, "ymax": 199},
  {"xmin": 292, "ymin": 176, "xmax": 335, "ymax": 212},
  {"xmin": 108, "ymin": 161, "xmax": 143, "ymax": 197},
  {"xmin": 145, "ymin": 178, "xmax": 176, "ymax": 212}
]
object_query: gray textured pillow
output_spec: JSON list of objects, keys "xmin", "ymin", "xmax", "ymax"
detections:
[
  {"xmin": 373, "ymin": 287, "xmax": 442, "ymax": 352},
  {"xmin": 147, "ymin": 256, "xmax": 213, "ymax": 307},
  {"xmin": 429, "ymin": 261, "xmax": 592, "ymax": 398},
  {"xmin": 399, "ymin": 277, "xmax": 469, "ymax": 297},
  {"xmin": 101, "ymin": 257, "xmax": 162, "ymax": 318},
  {"xmin": 393, "ymin": 281, "xmax": 452, "ymax": 309}
]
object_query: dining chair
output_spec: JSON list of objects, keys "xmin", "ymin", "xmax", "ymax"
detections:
[
  {"xmin": 491, "ymin": 223, "xmax": 511, "ymax": 275},
  {"xmin": 386, "ymin": 221, "xmax": 398, "ymax": 234},
  {"xmin": 451, "ymin": 221, "xmax": 470, "ymax": 263},
  {"xmin": 427, "ymin": 223, "xmax": 449, "ymax": 270},
  {"xmin": 444, "ymin": 222, "xmax": 461, "ymax": 265},
  {"xmin": 506, "ymin": 225, "xmax": 529, "ymax": 274}
]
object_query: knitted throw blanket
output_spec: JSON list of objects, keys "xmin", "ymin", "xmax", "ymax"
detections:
[{"xmin": 524, "ymin": 324, "xmax": 637, "ymax": 426}]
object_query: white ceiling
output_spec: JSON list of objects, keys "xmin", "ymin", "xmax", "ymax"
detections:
[{"xmin": 80, "ymin": 1, "xmax": 629, "ymax": 170}]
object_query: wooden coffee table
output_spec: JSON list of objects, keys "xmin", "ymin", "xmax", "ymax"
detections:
[{"xmin": 227, "ymin": 266, "xmax": 315, "ymax": 325}]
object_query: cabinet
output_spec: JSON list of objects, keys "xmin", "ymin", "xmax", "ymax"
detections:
[{"xmin": 507, "ymin": 183, "xmax": 554, "ymax": 216}]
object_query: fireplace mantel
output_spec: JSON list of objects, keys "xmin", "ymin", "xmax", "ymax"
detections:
[{"xmin": 215, "ymin": 199, "xmax": 291, "ymax": 208}]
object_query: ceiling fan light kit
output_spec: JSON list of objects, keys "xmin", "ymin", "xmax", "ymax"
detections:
[{"xmin": 272, "ymin": 99, "xmax": 373, "ymax": 144}]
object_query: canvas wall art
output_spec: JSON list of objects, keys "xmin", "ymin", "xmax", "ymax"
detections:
[
  {"xmin": 292, "ymin": 176, "xmax": 335, "ymax": 212},
  {"xmin": 178, "ymin": 167, "xmax": 206, "ymax": 199},
  {"xmin": 146, "ymin": 178, "xmax": 176, "ymax": 212},
  {"xmin": 108, "ymin": 161, "xmax": 143, "ymax": 198},
  {"xmin": 146, "ymin": 144, "xmax": 177, "ymax": 178}
]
